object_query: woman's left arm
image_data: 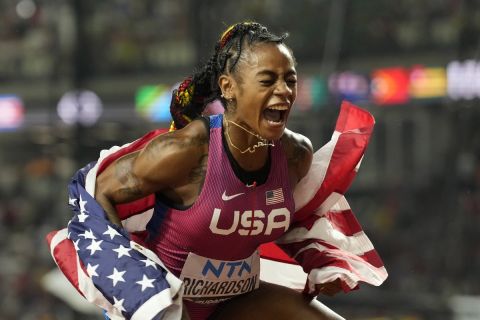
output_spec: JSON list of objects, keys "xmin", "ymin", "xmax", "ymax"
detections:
[{"xmin": 282, "ymin": 129, "xmax": 313, "ymax": 188}]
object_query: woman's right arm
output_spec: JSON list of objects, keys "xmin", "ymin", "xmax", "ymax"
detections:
[{"xmin": 95, "ymin": 119, "xmax": 209, "ymax": 227}]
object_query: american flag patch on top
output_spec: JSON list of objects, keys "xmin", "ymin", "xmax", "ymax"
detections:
[{"xmin": 265, "ymin": 188, "xmax": 284, "ymax": 205}]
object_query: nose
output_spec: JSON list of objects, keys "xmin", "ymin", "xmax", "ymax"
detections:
[{"xmin": 274, "ymin": 80, "xmax": 292, "ymax": 98}]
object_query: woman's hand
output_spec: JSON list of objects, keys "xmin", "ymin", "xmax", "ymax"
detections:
[{"xmin": 316, "ymin": 279, "xmax": 343, "ymax": 297}]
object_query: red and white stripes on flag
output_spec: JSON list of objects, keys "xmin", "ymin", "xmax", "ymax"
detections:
[{"xmin": 259, "ymin": 101, "xmax": 388, "ymax": 296}]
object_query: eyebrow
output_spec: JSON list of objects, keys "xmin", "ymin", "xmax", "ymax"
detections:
[{"xmin": 256, "ymin": 69, "xmax": 297, "ymax": 77}]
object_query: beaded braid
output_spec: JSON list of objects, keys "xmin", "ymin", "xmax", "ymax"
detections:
[{"xmin": 169, "ymin": 22, "xmax": 288, "ymax": 130}]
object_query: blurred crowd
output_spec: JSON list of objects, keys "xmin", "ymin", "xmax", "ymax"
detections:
[
  {"xmin": 1, "ymin": 1, "xmax": 480, "ymax": 319},
  {"xmin": 0, "ymin": 153, "xmax": 77, "ymax": 319}
]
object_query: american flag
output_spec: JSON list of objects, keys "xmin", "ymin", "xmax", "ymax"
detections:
[
  {"xmin": 265, "ymin": 188, "xmax": 284, "ymax": 205},
  {"xmin": 47, "ymin": 161, "xmax": 183, "ymax": 320},
  {"xmin": 46, "ymin": 101, "xmax": 387, "ymax": 318},
  {"xmin": 260, "ymin": 101, "xmax": 388, "ymax": 296}
]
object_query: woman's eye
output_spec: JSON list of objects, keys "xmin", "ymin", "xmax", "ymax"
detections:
[
  {"xmin": 260, "ymin": 79, "xmax": 274, "ymax": 85},
  {"xmin": 287, "ymin": 78, "xmax": 297, "ymax": 85}
]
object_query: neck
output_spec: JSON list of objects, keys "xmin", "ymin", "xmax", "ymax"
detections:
[{"xmin": 222, "ymin": 115, "xmax": 270, "ymax": 171}]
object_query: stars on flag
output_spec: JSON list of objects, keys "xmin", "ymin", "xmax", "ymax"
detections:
[
  {"xmin": 86, "ymin": 239, "xmax": 103, "ymax": 255},
  {"xmin": 103, "ymin": 225, "xmax": 121, "ymax": 240},
  {"xmin": 79, "ymin": 229, "xmax": 96, "ymax": 240},
  {"xmin": 68, "ymin": 196, "xmax": 77, "ymax": 207},
  {"xmin": 113, "ymin": 245, "xmax": 132, "ymax": 258},
  {"xmin": 141, "ymin": 259, "xmax": 158, "ymax": 269},
  {"xmin": 107, "ymin": 267, "xmax": 126, "ymax": 287},
  {"xmin": 136, "ymin": 275, "xmax": 155, "ymax": 292},
  {"xmin": 77, "ymin": 194, "xmax": 89, "ymax": 222},
  {"xmin": 73, "ymin": 239, "xmax": 80, "ymax": 251},
  {"xmin": 65, "ymin": 180, "xmax": 173, "ymax": 317},
  {"xmin": 113, "ymin": 296, "xmax": 126, "ymax": 313},
  {"xmin": 87, "ymin": 263, "xmax": 99, "ymax": 278}
]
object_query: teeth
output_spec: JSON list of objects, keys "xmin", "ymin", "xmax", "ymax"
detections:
[{"xmin": 267, "ymin": 105, "xmax": 288, "ymax": 111}]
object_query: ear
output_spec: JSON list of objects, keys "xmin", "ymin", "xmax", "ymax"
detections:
[{"xmin": 218, "ymin": 74, "xmax": 236, "ymax": 100}]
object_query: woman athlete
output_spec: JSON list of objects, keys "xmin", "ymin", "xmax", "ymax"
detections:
[
  {"xmin": 45, "ymin": 20, "xmax": 387, "ymax": 319},
  {"xmin": 94, "ymin": 22, "xmax": 345, "ymax": 319}
]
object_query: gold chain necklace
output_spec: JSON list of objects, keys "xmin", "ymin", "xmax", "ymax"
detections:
[{"xmin": 224, "ymin": 118, "xmax": 274, "ymax": 154}]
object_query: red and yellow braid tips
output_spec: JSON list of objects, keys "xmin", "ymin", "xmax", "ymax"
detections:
[
  {"xmin": 219, "ymin": 22, "xmax": 253, "ymax": 49},
  {"xmin": 170, "ymin": 77, "xmax": 196, "ymax": 130},
  {"xmin": 175, "ymin": 77, "xmax": 195, "ymax": 107}
]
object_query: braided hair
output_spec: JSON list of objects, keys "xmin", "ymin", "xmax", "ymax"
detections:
[{"xmin": 169, "ymin": 22, "xmax": 289, "ymax": 130}]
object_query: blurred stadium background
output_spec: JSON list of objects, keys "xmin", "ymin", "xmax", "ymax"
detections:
[{"xmin": 0, "ymin": 0, "xmax": 479, "ymax": 319}]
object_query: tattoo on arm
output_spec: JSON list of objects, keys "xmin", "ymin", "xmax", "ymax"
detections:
[
  {"xmin": 144, "ymin": 132, "xmax": 208, "ymax": 161},
  {"xmin": 114, "ymin": 153, "xmax": 143, "ymax": 199},
  {"xmin": 188, "ymin": 154, "xmax": 208, "ymax": 185},
  {"xmin": 110, "ymin": 130, "xmax": 209, "ymax": 201}
]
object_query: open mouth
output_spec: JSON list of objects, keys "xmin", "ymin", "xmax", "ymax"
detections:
[{"xmin": 263, "ymin": 105, "xmax": 288, "ymax": 124}]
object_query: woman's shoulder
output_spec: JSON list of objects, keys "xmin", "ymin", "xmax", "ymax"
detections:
[
  {"xmin": 281, "ymin": 129, "xmax": 313, "ymax": 154},
  {"xmin": 174, "ymin": 116, "xmax": 210, "ymax": 142},
  {"xmin": 281, "ymin": 129, "xmax": 313, "ymax": 183},
  {"xmin": 139, "ymin": 117, "xmax": 210, "ymax": 175},
  {"xmin": 150, "ymin": 117, "xmax": 209, "ymax": 152},
  {"xmin": 131, "ymin": 117, "xmax": 210, "ymax": 191}
]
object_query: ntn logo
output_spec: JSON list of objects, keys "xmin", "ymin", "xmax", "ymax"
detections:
[{"xmin": 202, "ymin": 259, "xmax": 252, "ymax": 278}]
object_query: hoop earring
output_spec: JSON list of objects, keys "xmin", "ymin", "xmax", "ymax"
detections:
[{"xmin": 222, "ymin": 94, "xmax": 233, "ymax": 103}]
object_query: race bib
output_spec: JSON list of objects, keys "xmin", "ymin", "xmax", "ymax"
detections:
[{"xmin": 180, "ymin": 251, "xmax": 260, "ymax": 304}]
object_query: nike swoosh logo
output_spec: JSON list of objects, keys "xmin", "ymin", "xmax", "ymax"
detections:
[{"xmin": 222, "ymin": 191, "xmax": 245, "ymax": 201}]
